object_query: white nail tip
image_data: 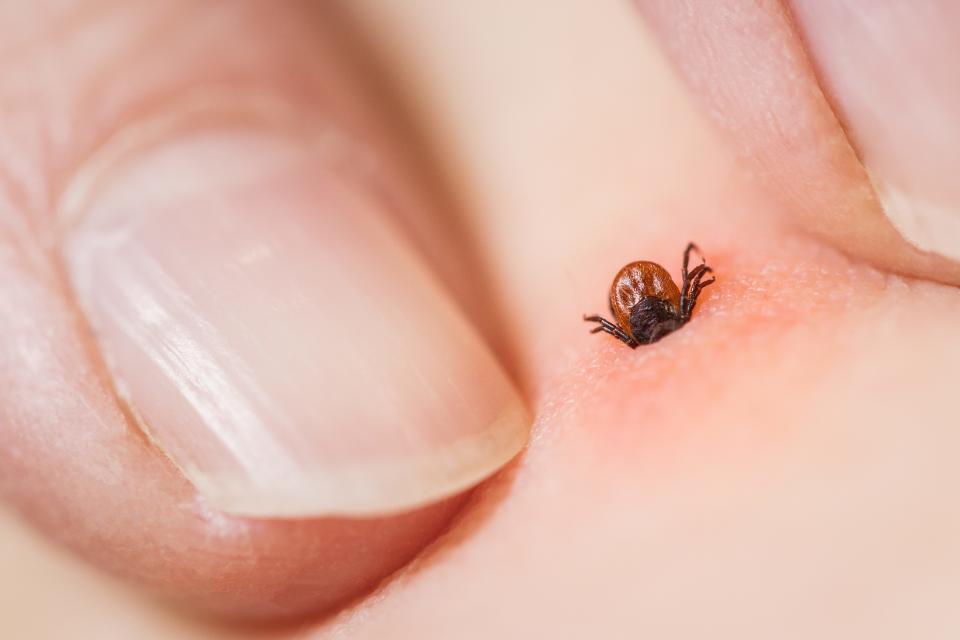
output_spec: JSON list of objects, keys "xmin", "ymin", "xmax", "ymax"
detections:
[
  {"xmin": 871, "ymin": 172, "xmax": 960, "ymax": 262},
  {"xmin": 189, "ymin": 399, "xmax": 529, "ymax": 518}
]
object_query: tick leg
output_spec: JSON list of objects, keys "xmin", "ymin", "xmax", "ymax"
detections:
[
  {"xmin": 682, "ymin": 268, "xmax": 715, "ymax": 320},
  {"xmin": 682, "ymin": 242, "xmax": 706, "ymax": 281},
  {"xmin": 583, "ymin": 314, "xmax": 638, "ymax": 348},
  {"xmin": 583, "ymin": 314, "xmax": 624, "ymax": 336},
  {"xmin": 685, "ymin": 267, "xmax": 713, "ymax": 317},
  {"xmin": 679, "ymin": 263, "xmax": 710, "ymax": 316}
]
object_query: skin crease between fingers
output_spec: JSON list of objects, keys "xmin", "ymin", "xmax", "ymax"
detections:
[{"xmin": 4, "ymin": 3, "xmax": 960, "ymax": 640}]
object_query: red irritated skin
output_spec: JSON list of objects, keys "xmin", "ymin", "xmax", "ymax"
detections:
[{"xmin": 4, "ymin": 2, "xmax": 960, "ymax": 639}]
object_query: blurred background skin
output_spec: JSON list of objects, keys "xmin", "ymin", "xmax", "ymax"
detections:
[{"xmin": 2, "ymin": 1, "xmax": 960, "ymax": 638}]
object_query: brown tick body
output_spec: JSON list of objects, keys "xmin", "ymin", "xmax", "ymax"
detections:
[{"xmin": 584, "ymin": 243, "xmax": 715, "ymax": 348}]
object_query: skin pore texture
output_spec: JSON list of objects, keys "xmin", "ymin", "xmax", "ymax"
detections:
[{"xmin": 2, "ymin": 1, "xmax": 960, "ymax": 638}]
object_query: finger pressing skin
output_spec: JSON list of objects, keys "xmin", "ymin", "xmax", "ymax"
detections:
[
  {"xmin": 788, "ymin": 1, "xmax": 960, "ymax": 263},
  {"xmin": 0, "ymin": 1, "xmax": 527, "ymax": 618},
  {"xmin": 634, "ymin": 0, "xmax": 960, "ymax": 286}
]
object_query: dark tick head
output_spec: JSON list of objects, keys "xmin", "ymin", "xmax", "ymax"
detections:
[{"xmin": 628, "ymin": 296, "xmax": 682, "ymax": 344}]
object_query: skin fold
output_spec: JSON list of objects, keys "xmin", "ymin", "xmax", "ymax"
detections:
[{"xmin": 2, "ymin": 1, "xmax": 959, "ymax": 638}]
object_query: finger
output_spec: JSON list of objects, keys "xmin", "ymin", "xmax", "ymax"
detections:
[
  {"xmin": 0, "ymin": 1, "xmax": 527, "ymax": 618},
  {"xmin": 0, "ymin": 509, "xmax": 218, "ymax": 640},
  {"xmin": 634, "ymin": 0, "xmax": 960, "ymax": 285},
  {"xmin": 788, "ymin": 2, "xmax": 960, "ymax": 262}
]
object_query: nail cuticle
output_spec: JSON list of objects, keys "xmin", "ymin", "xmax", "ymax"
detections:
[{"xmin": 58, "ymin": 87, "xmax": 365, "ymax": 229}]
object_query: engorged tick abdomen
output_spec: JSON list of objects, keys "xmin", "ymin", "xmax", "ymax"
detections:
[
  {"xmin": 585, "ymin": 243, "xmax": 714, "ymax": 348},
  {"xmin": 608, "ymin": 261, "xmax": 682, "ymax": 338}
]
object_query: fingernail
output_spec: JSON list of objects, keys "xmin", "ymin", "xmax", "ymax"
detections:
[
  {"xmin": 790, "ymin": 1, "xmax": 960, "ymax": 260},
  {"xmin": 61, "ymin": 122, "xmax": 529, "ymax": 517}
]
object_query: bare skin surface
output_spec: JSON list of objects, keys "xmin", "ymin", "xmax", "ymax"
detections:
[{"xmin": 2, "ymin": 1, "xmax": 959, "ymax": 638}]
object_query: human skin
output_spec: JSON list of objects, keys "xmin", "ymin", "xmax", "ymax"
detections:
[{"xmin": 2, "ymin": 1, "xmax": 960, "ymax": 638}]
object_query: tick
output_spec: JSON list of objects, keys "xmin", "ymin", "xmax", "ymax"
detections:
[{"xmin": 584, "ymin": 243, "xmax": 715, "ymax": 348}]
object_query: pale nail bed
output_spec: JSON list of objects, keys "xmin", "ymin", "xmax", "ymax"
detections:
[{"xmin": 62, "ymin": 126, "xmax": 529, "ymax": 517}]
